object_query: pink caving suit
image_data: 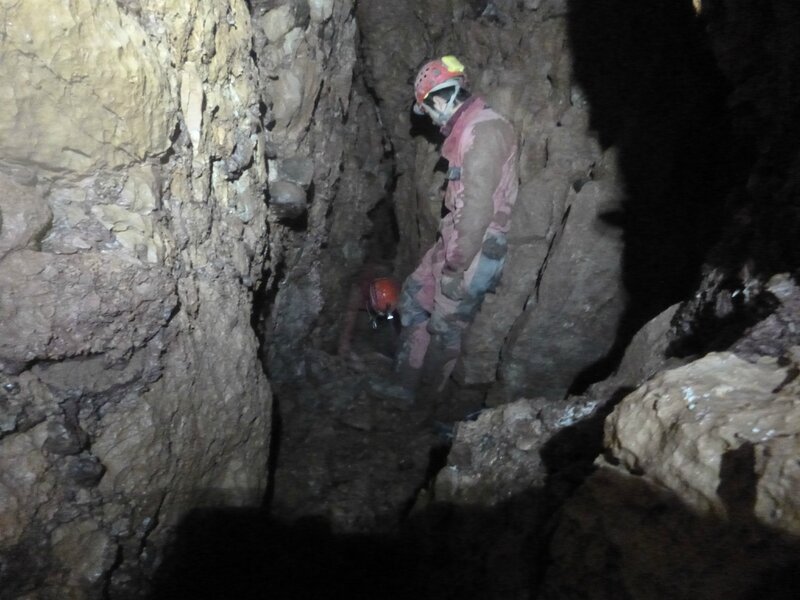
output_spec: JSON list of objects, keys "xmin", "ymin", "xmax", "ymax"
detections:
[{"xmin": 395, "ymin": 97, "xmax": 519, "ymax": 392}]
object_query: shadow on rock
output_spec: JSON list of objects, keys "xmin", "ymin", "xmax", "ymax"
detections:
[
  {"xmin": 564, "ymin": 0, "xmax": 753, "ymax": 390},
  {"xmin": 149, "ymin": 460, "xmax": 800, "ymax": 600},
  {"xmin": 148, "ymin": 492, "xmax": 548, "ymax": 600},
  {"xmin": 541, "ymin": 464, "xmax": 800, "ymax": 599}
]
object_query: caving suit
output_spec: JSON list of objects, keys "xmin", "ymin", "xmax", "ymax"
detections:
[{"xmin": 395, "ymin": 96, "xmax": 519, "ymax": 392}]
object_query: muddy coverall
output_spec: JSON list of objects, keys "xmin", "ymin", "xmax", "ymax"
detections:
[{"xmin": 395, "ymin": 97, "xmax": 518, "ymax": 392}]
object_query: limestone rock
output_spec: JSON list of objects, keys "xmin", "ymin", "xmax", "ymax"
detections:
[
  {"xmin": 543, "ymin": 352, "xmax": 800, "ymax": 599},
  {"xmin": 308, "ymin": 0, "xmax": 334, "ymax": 23},
  {"xmin": 0, "ymin": 1, "xmax": 272, "ymax": 597},
  {"xmin": 430, "ymin": 396, "xmax": 601, "ymax": 507},
  {"xmin": 0, "ymin": 250, "xmax": 177, "ymax": 373},
  {"xmin": 0, "ymin": 0, "xmax": 175, "ymax": 178},
  {"xmin": 256, "ymin": 0, "xmax": 386, "ymax": 380},
  {"xmin": 262, "ymin": 4, "xmax": 298, "ymax": 42},
  {"xmin": 274, "ymin": 157, "xmax": 315, "ymax": 189},
  {"xmin": 609, "ymin": 303, "xmax": 680, "ymax": 388},
  {"xmin": 496, "ymin": 178, "xmax": 626, "ymax": 401},
  {"xmin": 607, "ymin": 352, "xmax": 800, "ymax": 533},
  {"xmin": 0, "ymin": 174, "xmax": 52, "ymax": 260}
]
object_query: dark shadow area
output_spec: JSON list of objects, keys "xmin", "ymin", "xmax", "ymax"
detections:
[
  {"xmin": 148, "ymin": 493, "xmax": 549, "ymax": 600},
  {"xmin": 366, "ymin": 196, "xmax": 401, "ymax": 263},
  {"xmin": 718, "ymin": 442, "xmax": 757, "ymax": 521},
  {"xmin": 261, "ymin": 393, "xmax": 282, "ymax": 511},
  {"xmin": 692, "ymin": 0, "xmax": 800, "ymax": 275},
  {"xmin": 541, "ymin": 387, "xmax": 634, "ymax": 497},
  {"xmin": 538, "ymin": 462, "xmax": 800, "ymax": 600},
  {"xmin": 149, "ymin": 457, "xmax": 800, "ymax": 600},
  {"xmin": 565, "ymin": 0, "xmax": 755, "ymax": 392}
]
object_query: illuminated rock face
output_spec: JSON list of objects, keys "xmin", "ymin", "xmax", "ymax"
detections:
[
  {"xmin": 0, "ymin": 1, "xmax": 273, "ymax": 596},
  {"xmin": 542, "ymin": 352, "xmax": 800, "ymax": 600},
  {"xmin": 0, "ymin": 0, "xmax": 175, "ymax": 176}
]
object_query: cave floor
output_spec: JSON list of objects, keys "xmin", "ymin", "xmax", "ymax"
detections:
[{"xmin": 268, "ymin": 313, "xmax": 482, "ymax": 533}]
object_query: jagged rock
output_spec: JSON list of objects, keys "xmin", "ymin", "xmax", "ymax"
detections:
[
  {"xmin": 0, "ymin": 173, "xmax": 52, "ymax": 260},
  {"xmin": 608, "ymin": 352, "xmax": 800, "ymax": 533},
  {"xmin": 0, "ymin": 0, "xmax": 175, "ymax": 177},
  {"xmin": 584, "ymin": 303, "xmax": 684, "ymax": 401},
  {"xmin": 543, "ymin": 351, "xmax": 800, "ymax": 599},
  {"xmin": 0, "ymin": 1, "xmax": 271, "ymax": 597},
  {"xmin": 0, "ymin": 250, "xmax": 177, "ymax": 373},
  {"xmin": 428, "ymin": 396, "xmax": 601, "ymax": 506},
  {"xmin": 494, "ymin": 177, "xmax": 626, "ymax": 401},
  {"xmin": 261, "ymin": 4, "xmax": 300, "ymax": 42},
  {"xmin": 256, "ymin": 0, "xmax": 388, "ymax": 378},
  {"xmin": 733, "ymin": 274, "xmax": 800, "ymax": 359}
]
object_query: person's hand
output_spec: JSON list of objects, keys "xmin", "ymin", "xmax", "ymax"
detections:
[{"xmin": 440, "ymin": 269, "xmax": 464, "ymax": 301}]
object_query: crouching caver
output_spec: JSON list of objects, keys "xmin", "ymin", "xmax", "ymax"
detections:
[
  {"xmin": 373, "ymin": 56, "xmax": 519, "ymax": 401},
  {"xmin": 338, "ymin": 271, "xmax": 400, "ymax": 359}
]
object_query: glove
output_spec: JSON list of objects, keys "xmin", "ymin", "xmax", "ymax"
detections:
[{"xmin": 440, "ymin": 269, "xmax": 465, "ymax": 301}]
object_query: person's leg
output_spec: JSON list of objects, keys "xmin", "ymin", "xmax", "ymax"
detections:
[
  {"xmin": 392, "ymin": 243, "xmax": 439, "ymax": 391},
  {"xmin": 423, "ymin": 232, "xmax": 508, "ymax": 392},
  {"xmin": 423, "ymin": 294, "xmax": 472, "ymax": 393}
]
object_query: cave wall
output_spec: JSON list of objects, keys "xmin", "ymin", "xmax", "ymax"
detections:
[
  {"xmin": 253, "ymin": 0, "xmax": 393, "ymax": 375},
  {"xmin": 0, "ymin": 0, "xmax": 396, "ymax": 595},
  {"xmin": 0, "ymin": 1, "xmax": 274, "ymax": 597}
]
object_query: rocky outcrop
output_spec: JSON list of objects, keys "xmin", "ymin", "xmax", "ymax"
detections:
[
  {"xmin": 0, "ymin": 1, "xmax": 272, "ymax": 597},
  {"xmin": 542, "ymin": 352, "xmax": 800, "ymax": 599}
]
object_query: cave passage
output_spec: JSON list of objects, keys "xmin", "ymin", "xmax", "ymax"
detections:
[
  {"xmin": 149, "ymin": 1, "xmax": 790, "ymax": 598},
  {"xmin": 5, "ymin": 0, "xmax": 797, "ymax": 598}
]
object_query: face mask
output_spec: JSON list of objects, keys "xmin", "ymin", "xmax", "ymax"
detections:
[{"xmin": 419, "ymin": 82, "xmax": 460, "ymax": 126}]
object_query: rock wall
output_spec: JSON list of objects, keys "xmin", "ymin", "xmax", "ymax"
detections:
[
  {"xmin": 252, "ymin": 0, "xmax": 393, "ymax": 376},
  {"xmin": 0, "ymin": 1, "xmax": 273, "ymax": 597}
]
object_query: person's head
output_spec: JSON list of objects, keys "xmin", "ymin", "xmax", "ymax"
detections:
[
  {"xmin": 367, "ymin": 277, "xmax": 400, "ymax": 319},
  {"xmin": 413, "ymin": 55, "xmax": 470, "ymax": 126}
]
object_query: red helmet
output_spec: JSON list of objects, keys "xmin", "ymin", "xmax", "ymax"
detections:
[
  {"xmin": 368, "ymin": 277, "xmax": 400, "ymax": 316},
  {"xmin": 413, "ymin": 55, "xmax": 467, "ymax": 113}
]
